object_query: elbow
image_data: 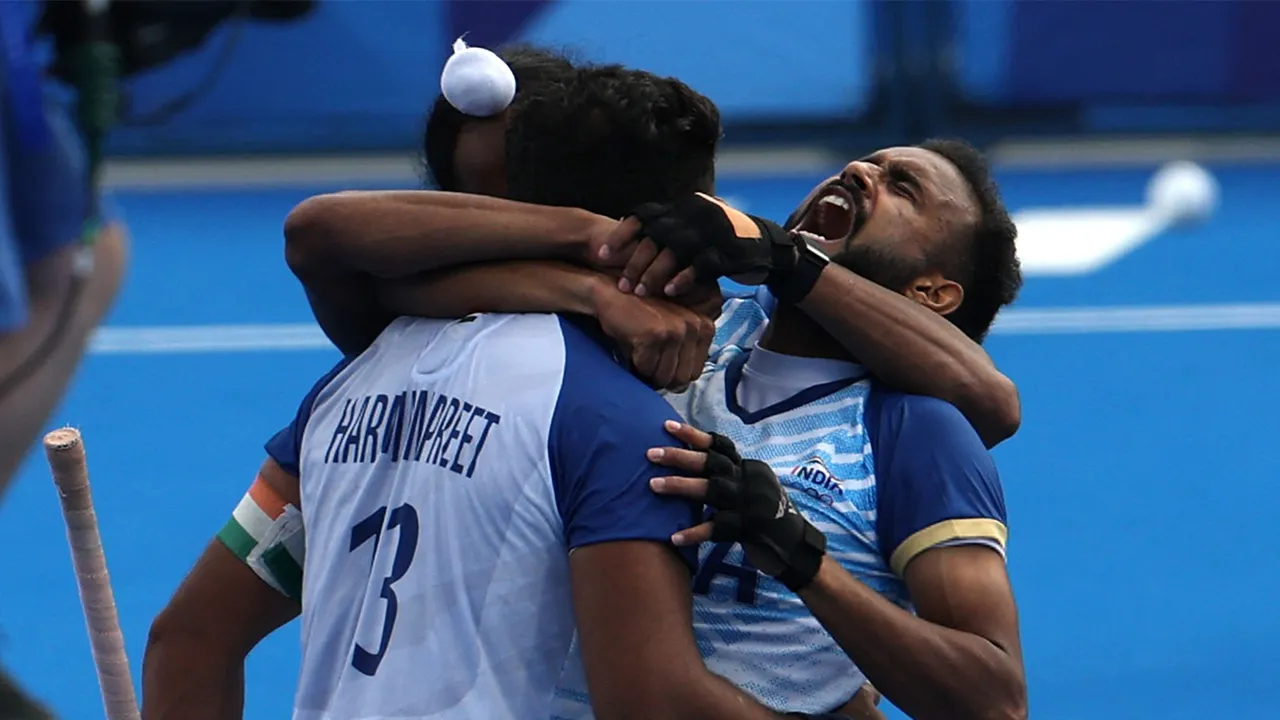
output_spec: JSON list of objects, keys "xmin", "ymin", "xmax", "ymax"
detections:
[
  {"xmin": 979, "ymin": 688, "xmax": 1028, "ymax": 720},
  {"xmin": 147, "ymin": 598, "xmax": 237, "ymax": 659},
  {"xmin": 975, "ymin": 373, "xmax": 1021, "ymax": 448},
  {"xmin": 143, "ymin": 604, "xmax": 186, "ymax": 686},
  {"xmin": 145, "ymin": 603, "xmax": 200, "ymax": 661},
  {"xmin": 960, "ymin": 668, "xmax": 1027, "ymax": 720},
  {"xmin": 145, "ymin": 605, "xmax": 179, "ymax": 656},
  {"xmin": 283, "ymin": 194, "xmax": 347, "ymax": 277}
]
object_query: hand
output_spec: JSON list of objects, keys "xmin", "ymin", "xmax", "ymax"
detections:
[
  {"xmin": 593, "ymin": 194, "xmax": 798, "ymax": 299},
  {"xmin": 584, "ymin": 216, "xmax": 642, "ymax": 271},
  {"xmin": 585, "ymin": 215, "xmax": 717, "ymax": 302},
  {"xmin": 591, "ymin": 283, "xmax": 714, "ymax": 391},
  {"xmin": 646, "ymin": 421, "xmax": 828, "ymax": 591},
  {"xmin": 677, "ymin": 282, "xmax": 724, "ymax": 322}
]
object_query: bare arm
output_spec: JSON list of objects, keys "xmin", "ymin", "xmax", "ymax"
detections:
[
  {"xmin": 142, "ymin": 459, "xmax": 301, "ymax": 720},
  {"xmin": 375, "ymin": 261, "xmax": 603, "ymax": 319},
  {"xmin": 379, "ymin": 261, "xmax": 718, "ymax": 390},
  {"xmin": 142, "ymin": 544, "xmax": 299, "ymax": 720},
  {"xmin": 798, "ymin": 547, "xmax": 1027, "ymax": 720},
  {"xmin": 282, "ymin": 191, "xmax": 1020, "ymax": 441},
  {"xmin": 284, "ymin": 191, "xmax": 598, "ymax": 278},
  {"xmin": 570, "ymin": 541, "xmax": 784, "ymax": 720},
  {"xmin": 388, "ymin": 251, "xmax": 1021, "ymax": 446},
  {"xmin": 282, "ymin": 191, "xmax": 604, "ymax": 354},
  {"xmin": 797, "ymin": 265, "xmax": 1020, "ymax": 447}
]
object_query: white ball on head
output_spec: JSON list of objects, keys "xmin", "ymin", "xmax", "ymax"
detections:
[
  {"xmin": 440, "ymin": 37, "xmax": 517, "ymax": 118},
  {"xmin": 1146, "ymin": 160, "xmax": 1219, "ymax": 226}
]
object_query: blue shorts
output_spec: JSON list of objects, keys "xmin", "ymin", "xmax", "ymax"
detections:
[{"xmin": 0, "ymin": 81, "xmax": 103, "ymax": 333}]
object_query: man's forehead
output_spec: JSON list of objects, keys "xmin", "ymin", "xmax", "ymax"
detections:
[
  {"xmin": 863, "ymin": 146, "xmax": 976, "ymax": 208},
  {"xmin": 863, "ymin": 146, "xmax": 955, "ymax": 177}
]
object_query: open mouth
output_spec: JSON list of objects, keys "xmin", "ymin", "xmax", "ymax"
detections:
[{"xmin": 792, "ymin": 184, "xmax": 867, "ymax": 244}]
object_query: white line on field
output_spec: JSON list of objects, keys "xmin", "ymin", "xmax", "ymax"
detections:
[{"xmin": 86, "ymin": 302, "xmax": 1280, "ymax": 355}]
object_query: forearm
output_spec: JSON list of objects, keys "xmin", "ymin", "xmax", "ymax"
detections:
[
  {"xmin": 376, "ymin": 261, "xmax": 606, "ymax": 319},
  {"xmin": 283, "ymin": 190, "xmax": 600, "ymax": 280},
  {"xmin": 666, "ymin": 672, "xmax": 788, "ymax": 720},
  {"xmin": 304, "ymin": 280, "xmax": 394, "ymax": 357},
  {"xmin": 796, "ymin": 265, "xmax": 1020, "ymax": 446},
  {"xmin": 798, "ymin": 557, "xmax": 1025, "ymax": 720},
  {"xmin": 141, "ymin": 629, "xmax": 244, "ymax": 720}
]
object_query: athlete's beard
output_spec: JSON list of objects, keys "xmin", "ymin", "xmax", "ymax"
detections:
[{"xmin": 831, "ymin": 242, "xmax": 925, "ymax": 296}]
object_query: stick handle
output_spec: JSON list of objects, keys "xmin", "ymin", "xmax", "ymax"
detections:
[{"xmin": 44, "ymin": 427, "xmax": 140, "ymax": 720}]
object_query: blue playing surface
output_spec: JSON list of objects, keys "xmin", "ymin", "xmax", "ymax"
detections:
[{"xmin": 1, "ymin": 162, "xmax": 1277, "ymax": 719}]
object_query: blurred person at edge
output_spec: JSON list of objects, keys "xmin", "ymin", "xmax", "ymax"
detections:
[{"xmin": 0, "ymin": 5, "xmax": 128, "ymax": 720}]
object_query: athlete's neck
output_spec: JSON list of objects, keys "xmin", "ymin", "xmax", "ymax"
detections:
[{"xmin": 759, "ymin": 304, "xmax": 856, "ymax": 362}]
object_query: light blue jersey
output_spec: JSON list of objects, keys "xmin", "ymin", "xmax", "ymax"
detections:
[{"xmin": 553, "ymin": 292, "xmax": 1008, "ymax": 717}]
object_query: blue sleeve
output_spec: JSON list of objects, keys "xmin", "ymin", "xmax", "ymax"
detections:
[
  {"xmin": 549, "ymin": 317, "xmax": 701, "ymax": 570},
  {"xmin": 6, "ymin": 83, "xmax": 114, "ymax": 266},
  {"xmin": 0, "ymin": 74, "xmax": 97, "ymax": 330},
  {"xmin": 264, "ymin": 356, "xmax": 354, "ymax": 477},
  {"xmin": 867, "ymin": 388, "xmax": 1008, "ymax": 576}
]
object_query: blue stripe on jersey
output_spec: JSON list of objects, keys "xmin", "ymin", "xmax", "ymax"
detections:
[
  {"xmin": 265, "ymin": 355, "xmax": 356, "ymax": 477},
  {"xmin": 548, "ymin": 316, "xmax": 701, "ymax": 567}
]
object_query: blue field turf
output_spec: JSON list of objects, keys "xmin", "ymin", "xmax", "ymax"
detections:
[{"xmin": 1, "ymin": 162, "xmax": 1277, "ymax": 719}]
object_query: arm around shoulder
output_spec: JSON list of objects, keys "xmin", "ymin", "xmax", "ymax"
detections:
[
  {"xmin": 797, "ymin": 265, "xmax": 1020, "ymax": 447},
  {"xmin": 283, "ymin": 190, "xmax": 603, "ymax": 281}
]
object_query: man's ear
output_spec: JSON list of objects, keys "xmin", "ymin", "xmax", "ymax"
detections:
[{"xmin": 903, "ymin": 271, "xmax": 964, "ymax": 316}]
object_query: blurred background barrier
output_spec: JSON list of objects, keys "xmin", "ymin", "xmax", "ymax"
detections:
[{"xmin": 89, "ymin": 0, "xmax": 1280, "ymax": 157}]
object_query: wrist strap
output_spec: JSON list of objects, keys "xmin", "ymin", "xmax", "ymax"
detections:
[
  {"xmin": 769, "ymin": 235, "xmax": 829, "ymax": 305},
  {"xmin": 777, "ymin": 522, "xmax": 827, "ymax": 592}
]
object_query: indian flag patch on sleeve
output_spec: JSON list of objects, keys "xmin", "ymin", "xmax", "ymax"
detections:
[{"xmin": 217, "ymin": 476, "xmax": 306, "ymax": 601}]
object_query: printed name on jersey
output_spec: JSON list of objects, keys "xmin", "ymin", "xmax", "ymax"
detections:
[
  {"xmin": 785, "ymin": 457, "xmax": 845, "ymax": 506},
  {"xmin": 322, "ymin": 389, "xmax": 502, "ymax": 478}
]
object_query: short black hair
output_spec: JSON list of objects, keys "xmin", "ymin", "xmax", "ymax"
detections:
[
  {"xmin": 917, "ymin": 138, "xmax": 1022, "ymax": 342},
  {"xmin": 421, "ymin": 45, "xmax": 577, "ymax": 190},
  {"xmin": 503, "ymin": 64, "xmax": 721, "ymax": 218}
]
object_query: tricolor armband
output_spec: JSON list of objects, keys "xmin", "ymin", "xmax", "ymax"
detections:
[{"xmin": 217, "ymin": 477, "xmax": 306, "ymax": 601}]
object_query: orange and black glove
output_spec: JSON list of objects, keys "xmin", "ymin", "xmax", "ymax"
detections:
[{"xmin": 630, "ymin": 193, "xmax": 828, "ymax": 304}]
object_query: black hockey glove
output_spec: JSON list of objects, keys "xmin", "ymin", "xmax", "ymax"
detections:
[{"xmin": 701, "ymin": 432, "xmax": 827, "ymax": 591}]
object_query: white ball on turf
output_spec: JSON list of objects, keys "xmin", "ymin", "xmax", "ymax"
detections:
[{"xmin": 1146, "ymin": 160, "xmax": 1219, "ymax": 225}]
